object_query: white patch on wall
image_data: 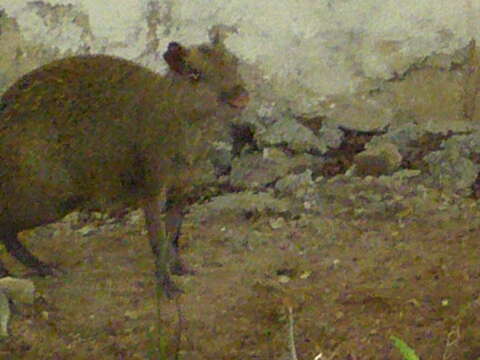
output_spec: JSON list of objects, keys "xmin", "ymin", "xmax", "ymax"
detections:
[
  {"xmin": 2, "ymin": 1, "xmax": 85, "ymax": 53},
  {"xmin": 2, "ymin": 0, "xmax": 480, "ymax": 113},
  {"xmin": 75, "ymin": 0, "xmax": 144, "ymax": 43}
]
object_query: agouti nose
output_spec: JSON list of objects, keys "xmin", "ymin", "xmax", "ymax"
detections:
[{"xmin": 219, "ymin": 86, "xmax": 249, "ymax": 109}]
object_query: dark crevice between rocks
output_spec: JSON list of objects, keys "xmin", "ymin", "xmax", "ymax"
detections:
[
  {"xmin": 400, "ymin": 131, "xmax": 456, "ymax": 172},
  {"xmin": 295, "ymin": 115, "xmax": 325, "ymax": 136},
  {"xmin": 314, "ymin": 127, "xmax": 385, "ymax": 178},
  {"xmin": 0, "ymin": 101, "xmax": 7, "ymax": 114},
  {"xmin": 213, "ymin": 163, "xmax": 231, "ymax": 177},
  {"xmin": 213, "ymin": 123, "xmax": 257, "ymax": 178},
  {"xmin": 230, "ymin": 123, "xmax": 257, "ymax": 157},
  {"xmin": 469, "ymin": 153, "xmax": 480, "ymax": 199},
  {"xmin": 189, "ymin": 182, "xmax": 246, "ymax": 209}
]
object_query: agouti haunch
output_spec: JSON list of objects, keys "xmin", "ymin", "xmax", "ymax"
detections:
[{"xmin": 0, "ymin": 26, "xmax": 249, "ymax": 298}]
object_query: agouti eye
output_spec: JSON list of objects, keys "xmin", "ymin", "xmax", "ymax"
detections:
[
  {"xmin": 188, "ymin": 69, "xmax": 202, "ymax": 81},
  {"xmin": 198, "ymin": 45, "xmax": 213, "ymax": 54},
  {"xmin": 18, "ymin": 79, "xmax": 31, "ymax": 90}
]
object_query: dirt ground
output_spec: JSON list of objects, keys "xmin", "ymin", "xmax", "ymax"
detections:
[{"xmin": 0, "ymin": 186, "xmax": 480, "ymax": 360}]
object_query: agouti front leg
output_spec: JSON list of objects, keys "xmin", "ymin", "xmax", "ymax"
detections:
[
  {"xmin": 164, "ymin": 195, "xmax": 195, "ymax": 276},
  {"xmin": 143, "ymin": 198, "xmax": 182, "ymax": 298}
]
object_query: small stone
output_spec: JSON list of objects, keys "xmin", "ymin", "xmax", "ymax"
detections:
[
  {"xmin": 300, "ymin": 271, "xmax": 312, "ymax": 279},
  {"xmin": 270, "ymin": 217, "xmax": 286, "ymax": 229},
  {"xmin": 125, "ymin": 310, "xmax": 140, "ymax": 320},
  {"xmin": 77, "ymin": 225, "xmax": 96, "ymax": 237}
]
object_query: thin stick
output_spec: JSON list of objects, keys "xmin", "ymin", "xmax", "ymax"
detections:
[
  {"xmin": 154, "ymin": 223, "xmax": 170, "ymax": 360},
  {"xmin": 287, "ymin": 305, "xmax": 298, "ymax": 360},
  {"xmin": 173, "ymin": 295, "xmax": 184, "ymax": 360}
]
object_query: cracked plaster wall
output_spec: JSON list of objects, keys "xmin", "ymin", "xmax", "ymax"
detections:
[{"xmin": 1, "ymin": 0, "xmax": 480, "ymax": 119}]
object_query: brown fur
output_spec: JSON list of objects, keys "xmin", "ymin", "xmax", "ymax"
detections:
[{"xmin": 0, "ymin": 30, "xmax": 249, "ymax": 297}]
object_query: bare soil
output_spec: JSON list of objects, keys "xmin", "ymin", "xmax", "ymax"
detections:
[{"xmin": 1, "ymin": 189, "xmax": 480, "ymax": 360}]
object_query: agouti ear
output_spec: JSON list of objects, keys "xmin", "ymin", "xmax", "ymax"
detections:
[
  {"xmin": 163, "ymin": 42, "xmax": 201, "ymax": 80},
  {"xmin": 208, "ymin": 24, "xmax": 237, "ymax": 45},
  {"xmin": 163, "ymin": 42, "xmax": 188, "ymax": 74}
]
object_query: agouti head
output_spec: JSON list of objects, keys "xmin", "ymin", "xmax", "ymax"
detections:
[
  {"xmin": 151, "ymin": 27, "xmax": 249, "ymax": 185},
  {"xmin": 162, "ymin": 26, "xmax": 249, "ymax": 113}
]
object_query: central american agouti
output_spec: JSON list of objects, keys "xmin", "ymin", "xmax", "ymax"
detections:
[{"xmin": 0, "ymin": 26, "xmax": 249, "ymax": 297}]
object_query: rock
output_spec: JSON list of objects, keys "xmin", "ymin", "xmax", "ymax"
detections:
[
  {"xmin": 275, "ymin": 169, "xmax": 315, "ymax": 198},
  {"xmin": 269, "ymin": 217, "xmax": 286, "ymax": 229},
  {"xmin": 210, "ymin": 140, "xmax": 233, "ymax": 176},
  {"xmin": 0, "ymin": 277, "xmax": 35, "ymax": 304},
  {"xmin": 230, "ymin": 148, "xmax": 315, "ymax": 189},
  {"xmin": 316, "ymin": 120, "xmax": 344, "ymax": 150},
  {"xmin": 0, "ymin": 277, "xmax": 36, "ymax": 337},
  {"xmin": 77, "ymin": 224, "xmax": 97, "ymax": 237},
  {"xmin": 126, "ymin": 209, "xmax": 144, "ymax": 226},
  {"xmin": 441, "ymin": 133, "xmax": 480, "ymax": 156},
  {"xmin": 0, "ymin": 291, "xmax": 8, "ymax": 338},
  {"xmin": 351, "ymin": 142, "xmax": 402, "ymax": 177},
  {"xmin": 192, "ymin": 192, "xmax": 290, "ymax": 220},
  {"xmin": 424, "ymin": 145, "xmax": 479, "ymax": 195},
  {"xmin": 366, "ymin": 122, "xmax": 422, "ymax": 157},
  {"xmin": 257, "ymin": 115, "xmax": 328, "ymax": 153}
]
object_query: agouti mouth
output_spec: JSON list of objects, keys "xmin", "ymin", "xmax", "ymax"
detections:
[
  {"xmin": 220, "ymin": 87, "xmax": 249, "ymax": 109},
  {"xmin": 227, "ymin": 92, "xmax": 249, "ymax": 109}
]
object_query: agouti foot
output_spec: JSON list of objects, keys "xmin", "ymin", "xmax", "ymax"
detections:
[
  {"xmin": 164, "ymin": 282, "xmax": 183, "ymax": 299},
  {"xmin": 170, "ymin": 261, "xmax": 196, "ymax": 276},
  {"xmin": 158, "ymin": 275, "xmax": 183, "ymax": 299},
  {"xmin": 0, "ymin": 269, "xmax": 10, "ymax": 278},
  {"xmin": 27, "ymin": 263, "xmax": 63, "ymax": 277},
  {"xmin": 163, "ymin": 281, "xmax": 183, "ymax": 300}
]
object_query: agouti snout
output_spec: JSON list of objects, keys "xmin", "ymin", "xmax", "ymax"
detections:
[{"xmin": 0, "ymin": 26, "xmax": 249, "ymax": 297}]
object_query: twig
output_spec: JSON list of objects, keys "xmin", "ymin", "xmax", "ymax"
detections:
[
  {"xmin": 442, "ymin": 325, "xmax": 460, "ymax": 360},
  {"xmin": 173, "ymin": 295, "xmax": 184, "ymax": 360},
  {"xmin": 155, "ymin": 224, "xmax": 171, "ymax": 360},
  {"xmin": 287, "ymin": 305, "xmax": 298, "ymax": 360}
]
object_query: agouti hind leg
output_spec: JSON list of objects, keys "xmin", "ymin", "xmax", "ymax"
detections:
[
  {"xmin": 1, "ymin": 232, "xmax": 55, "ymax": 276},
  {"xmin": 0, "ymin": 259, "xmax": 10, "ymax": 278}
]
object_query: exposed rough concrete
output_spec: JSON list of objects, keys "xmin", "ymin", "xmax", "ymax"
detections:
[{"xmin": 2, "ymin": 2, "xmax": 91, "ymax": 53}]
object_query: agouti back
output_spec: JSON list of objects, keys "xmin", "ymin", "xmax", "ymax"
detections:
[{"xmin": 0, "ymin": 26, "xmax": 249, "ymax": 297}]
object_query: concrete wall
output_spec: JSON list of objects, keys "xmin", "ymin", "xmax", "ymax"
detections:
[{"xmin": 1, "ymin": 0, "xmax": 480, "ymax": 130}]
